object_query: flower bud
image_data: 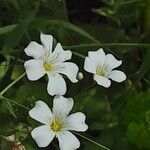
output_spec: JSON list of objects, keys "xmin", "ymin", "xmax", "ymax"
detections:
[{"xmin": 77, "ymin": 72, "xmax": 84, "ymax": 80}]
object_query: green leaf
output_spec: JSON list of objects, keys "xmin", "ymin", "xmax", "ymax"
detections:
[
  {"xmin": 3, "ymin": 101, "xmax": 17, "ymax": 118},
  {"xmin": 126, "ymin": 122, "xmax": 150, "ymax": 149},
  {"xmin": 2, "ymin": 6, "xmax": 38, "ymax": 54},
  {"xmin": 0, "ymin": 57, "xmax": 10, "ymax": 80},
  {"xmin": 0, "ymin": 24, "xmax": 17, "ymax": 35},
  {"xmin": 121, "ymin": 91, "xmax": 150, "ymax": 148},
  {"xmin": 136, "ymin": 50, "xmax": 150, "ymax": 79},
  {"xmin": 15, "ymin": 82, "xmax": 52, "ymax": 107},
  {"xmin": 38, "ymin": 19, "xmax": 99, "ymax": 43}
]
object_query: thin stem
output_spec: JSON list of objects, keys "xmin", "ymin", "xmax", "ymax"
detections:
[
  {"xmin": 0, "ymin": 72, "xmax": 26, "ymax": 96},
  {"xmin": 73, "ymin": 82, "xmax": 96, "ymax": 98},
  {"xmin": 0, "ymin": 64, "xmax": 23, "ymax": 67},
  {"xmin": 72, "ymin": 51, "xmax": 86, "ymax": 59},
  {"xmin": 0, "ymin": 96, "xmax": 29, "ymax": 110},
  {"xmin": 63, "ymin": 43, "xmax": 150, "ymax": 50},
  {"xmin": 8, "ymin": 55, "xmax": 24, "ymax": 63},
  {"xmin": 73, "ymin": 132, "xmax": 111, "ymax": 150}
]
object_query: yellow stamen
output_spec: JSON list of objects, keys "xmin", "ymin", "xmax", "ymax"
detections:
[
  {"xmin": 44, "ymin": 62, "xmax": 54, "ymax": 72},
  {"xmin": 96, "ymin": 66, "xmax": 106, "ymax": 77},
  {"xmin": 51, "ymin": 119, "xmax": 63, "ymax": 132}
]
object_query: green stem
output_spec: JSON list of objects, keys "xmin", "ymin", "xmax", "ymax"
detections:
[
  {"xmin": 63, "ymin": 43, "xmax": 150, "ymax": 50},
  {"xmin": 1, "ymin": 64, "xmax": 23, "ymax": 67},
  {"xmin": 74, "ymin": 82, "xmax": 96, "ymax": 98},
  {"xmin": 0, "ymin": 96, "xmax": 29, "ymax": 110},
  {"xmin": 8, "ymin": 55, "xmax": 24, "ymax": 63},
  {"xmin": 73, "ymin": 132, "xmax": 111, "ymax": 150},
  {"xmin": 0, "ymin": 72, "xmax": 26, "ymax": 96},
  {"xmin": 72, "ymin": 51, "xmax": 86, "ymax": 59}
]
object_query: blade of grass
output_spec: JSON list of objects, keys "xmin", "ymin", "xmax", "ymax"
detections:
[
  {"xmin": 0, "ymin": 96, "xmax": 29, "ymax": 110},
  {"xmin": 64, "ymin": 43, "xmax": 150, "ymax": 50},
  {"xmin": 73, "ymin": 132, "xmax": 111, "ymax": 150},
  {"xmin": 3, "ymin": 2, "xmax": 39, "ymax": 53},
  {"xmin": 46, "ymin": 19, "xmax": 99, "ymax": 43},
  {"xmin": 0, "ymin": 24, "xmax": 17, "ymax": 35},
  {"xmin": 0, "ymin": 72, "xmax": 26, "ymax": 96}
]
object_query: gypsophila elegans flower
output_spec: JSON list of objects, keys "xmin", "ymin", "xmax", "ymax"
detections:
[
  {"xmin": 84, "ymin": 48, "xmax": 126, "ymax": 88},
  {"xmin": 29, "ymin": 96, "xmax": 88, "ymax": 149},
  {"xmin": 24, "ymin": 33, "xmax": 79, "ymax": 96}
]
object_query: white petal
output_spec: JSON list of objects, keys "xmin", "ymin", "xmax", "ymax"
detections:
[
  {"xmin": 65, "ymin": 112, "xmax": 88, "ymax": 132},
  {"xmin": 108, "ymin": 70, "xmax": 126, "ymax": 82},
  {"xmin": 29, "ymin": 101, "xmax": 53, "ymax": 124},
  {"xmin": 84, "ymin": 57, "xmax": 96, "ymax": 74},
  {"xmin": 88, "ymin": 48, "xmax": 105, "ymax": 65},
  {"xmin": 52, "ymin": 43, "xmax": 72, "ymax": 62},
  {"xmin": 58, "ymin": 62, "xmax": 79, "ymax": 83},
  {"xmin": 31, "ymin": 125, "xmax": 55, "ymax": 148},
  {"xmin": 53, "ymin": 96, "xmax": 74, "ymax": 118},
  {"xmin": 94, "ymin": 75, "xmax": 111, "ymax": 88},
  {"xmin": 24, "ymin": 41, "xmax": 44, "ymax": 59},
  {"xmin": 47, "ymin": 73, "xmax": 66, "ymax": 96},
  {"xmin": 57, "ymin": 131, "xmax": 80, "ymax": 150},
  {"xmin": 40, "ymin": 33, "xmax": 53, "ymax": 52},
  {"xmin": 24, "ymin": 59, "xmax": 45, "ymax": 81},
  {"xmin": 105, "ymin": 54, "xmax": 122, "ymax": 70}
]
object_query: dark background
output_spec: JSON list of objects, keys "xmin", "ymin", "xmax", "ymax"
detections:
[{"xmin": 0, "ymin": 0, "xmax": 150, "ymax": 149}]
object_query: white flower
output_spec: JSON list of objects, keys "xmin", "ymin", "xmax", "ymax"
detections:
[
  {"xmin": 24, "ymin": 33, "xmax": 79, "ymax": 96},
  {"xmin": 84, "ymin": 48, "xmax": 126, "ymax": 88},
  {"xmin": 29, "ymin": 96, "xmax": 88, "ymax": 149}
]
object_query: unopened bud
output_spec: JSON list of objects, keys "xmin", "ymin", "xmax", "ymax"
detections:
[{"xmin": 77, "ymin": 72, "xmax": 84, "ymax": 80}]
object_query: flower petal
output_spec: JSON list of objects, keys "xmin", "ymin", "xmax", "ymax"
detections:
[
  {"xmin": 29, "ymin": 101, "xmax": 53, "ymax": 124},
  {"xmin": 57, "ymin": 131, "xmax": 80, "ymax": 150},
  {"xmin": 108, "ymin": 70, "xmax": 126, "ymax": 82},
  {"xmin": 24, "ymin": 41, "xmax": 44, "ymax": 59},
  {"xmin": 53, "ymin": 96, "xmax": 74, "ymax": 118},
  {"xmin": 94, "ymin": 75, "xmax": 111, "ymax": 88},
  {"xmin": 40, "ymin": 33, "xmax": 53, "ymax": 52},
  {"xmin": 58, "ymin": 62, "xmax": 79, "ymax": 83},
  {"xmin": 84, "ymin": 57, "xmax": 96, "ymax": 74},
  {"xmin": 88, "ymin": 48, "xmax": 105, "ymax": 65},
  {"xmin": 24, "ymin": 59, "xmax": 45, "ymax": 81},
  {"xmin": 31, "ymin": 125, "xmax": 55, "ymax": 148},
  {"xmin": 47, "ymin": 73, "xmax": 66, "ymax": 96},
  {"xmin": 65, "ymin": 112, "xmax": 88, "ymax": 132},
  {"xmin": 105, "ymin": 54, "xmax": 122, "ymax": 70},
  {"xmin": 52, "ymin": 43, "xmax": 72, "ymax": 62}
]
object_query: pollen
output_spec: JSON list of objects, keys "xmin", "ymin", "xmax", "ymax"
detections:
[
  {"xmin": 50, "ymin": 119, "xmax": 63, "ymax": 132},
  {"xmin": 96, "ymin": 66, "xmax": 106, "ymax": 77},
  {"xmin": 44, "ymin": 62, "xmax": 54, "ymax": 72}
]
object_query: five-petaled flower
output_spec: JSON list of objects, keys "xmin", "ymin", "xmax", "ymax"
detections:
[
  {"xmin": 84, "ymin": 48, "xmax": 126, "ymax": 88},
  {"xmin": 24, "ymin": 33, "xmax": 79, "ymax": 96},
  {"xmin": 29, "ymin": 96, "xmax": 88, "ymax": 149}
]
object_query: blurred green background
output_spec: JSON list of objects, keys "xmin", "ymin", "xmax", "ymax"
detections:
[{"xmin": 0, "ymin": 0, "xmax": 150, "ymax": 149}]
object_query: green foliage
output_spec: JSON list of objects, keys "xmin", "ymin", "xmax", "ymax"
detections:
[
  {"xmin": 0, "ymin": 24, "xmax": 16, "ymax": 35},
  {"xmin": 0, "ymin": 0, "xmax": 150, "ymax": 149},
  {"xmin": 121, "ymin": 91, "xmax": 150, "ymax": 149}
]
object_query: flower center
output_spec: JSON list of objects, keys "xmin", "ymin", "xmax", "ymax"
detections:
[
  {"xmin": 96, "ymin": 66, "xmax": 106, "ymax": 77},
  {"xmin": 50, "ymin": 119, "xmax": 63, "ymax": 132},
  {"xmin": 44, "ymin": 62, "xmax": 54, "ymax": 72}
]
